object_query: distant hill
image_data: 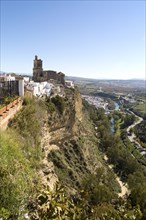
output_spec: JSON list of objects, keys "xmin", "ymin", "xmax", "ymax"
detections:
[
  {"xmin": 0, "ymin": 71, "xmax": 6, "ymax": 74},
  {"xmin": 65, "ymin": 75, "xmax": 145, "ymax": 82},
  {"xmin": 65, "ymin": 75, "xmax": 145, "ymax": 83},
  {"xmin": 65, "ymin": 75, "xmax": 145, "ymax": 90}
]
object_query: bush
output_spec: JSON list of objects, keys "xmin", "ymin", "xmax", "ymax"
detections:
[
  {"xmin": 46, "ymin": 101, "xmax": 56, "ymax": 113},
  {"xmin": 51, "ymin": 95, "xmax": 65, "ymax": 114},
  {"xmin": 9, "ymin": 97, "xmax": 43, "ymax": 165}
]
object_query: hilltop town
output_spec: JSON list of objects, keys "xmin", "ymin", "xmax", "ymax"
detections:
[
  {"xmin": 0, "ymin": 56, "xmax": 75, "ymax": 129},
  {"xmin": 0, "ymin": 57, "xmax": 146, "ymax": 220},
  {"xmin": 0, "ymin": 55, "xmax": 74, "ymax": 98}
]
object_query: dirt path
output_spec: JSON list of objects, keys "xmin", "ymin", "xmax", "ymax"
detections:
[
  {"xmin": 116, "ymin": 176, "xmax": 129, "ymax": 197},
  {"xmin": 104, "ymin": 155, "xmax": 129, "ymax": 198},
  {"xmin": 38, "ymin": 122, "xmax": 59, "ymax": 190}
]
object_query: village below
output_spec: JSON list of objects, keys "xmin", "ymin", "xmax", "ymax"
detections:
[{"xmin": 0, "ymin": 57, "xmax": 146, "ymax": 220}]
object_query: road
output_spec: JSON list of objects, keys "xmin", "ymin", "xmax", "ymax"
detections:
[
  {"xmin": 127, "ymin": 110, "xmax": 146, "ymax": 156},
  {"xmin": 127, "ymin": 110, "xmax": 143, "ymax": 140}
]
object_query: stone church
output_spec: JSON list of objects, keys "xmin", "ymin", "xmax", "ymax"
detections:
[{"xmin": 33, "ymin": 56, "xmax": 65, "ymax": 84}]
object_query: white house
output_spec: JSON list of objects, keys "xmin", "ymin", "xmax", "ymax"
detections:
[
  {"xmin": 26, "ymin": 81, "xmax": 53, "ymax": 97},
  {"xmin": 65, "ymin": 80, "xmax": 74, "ymax": 88},
  {"xmin": 0, "ymin": 74, "xmax": 16, "ymax": 81},
  {"xmin": 23, "ymin": 76, "xmax": 30, "ymax": 83}
]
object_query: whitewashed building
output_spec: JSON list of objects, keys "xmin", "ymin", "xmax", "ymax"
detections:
[
  {"xmin": 26, "ymin": 81, "xmax": 53, "ymax": 97},
  {"xmin": 65, "ymin": 80, "xmax": 74, "ymax": 88},
  {"xmin": 0, "ymin": 74, "xmax": 16, "ymax": 81}
]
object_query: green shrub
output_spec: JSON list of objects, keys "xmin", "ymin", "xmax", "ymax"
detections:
[
  {"xmin": 46, "ymin": 101, "xmax": 56, "ymax": 113},
  {"xmin": 9, "ymin": 97, "xmax": 43, "ymax": 165},
  {"xmin": 35, "ymin": 183, "xmax": 142, "ymax": 220},
  {"xmin": 51, "ymin": 95, "xmax": 65, "ymax": 114}
]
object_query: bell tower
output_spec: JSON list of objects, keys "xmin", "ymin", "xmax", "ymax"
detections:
[{"xmin": 33, "ymin": 55, "xmax": 43, "ymax": 81}]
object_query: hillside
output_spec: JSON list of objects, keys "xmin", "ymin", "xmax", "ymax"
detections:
[
  {"xmin": 0, "ymin": 87, "xmax": 145, "ymax": 219},
  {"xmin": 41, "ymin": 89, "xmax": 119, "ymax": 192}
]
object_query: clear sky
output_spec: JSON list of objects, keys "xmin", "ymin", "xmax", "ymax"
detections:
[{"xmin": 0, "ymin": 0, "xmax": 145, "ymax": 79}]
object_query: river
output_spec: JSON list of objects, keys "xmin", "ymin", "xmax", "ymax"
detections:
[
  {"xmin": 114, "ymin": 102, "xmax": 120, "ymax": 111},
  {"xmin": 110, "ymin": 102, "xmax": 120, "ymax": 133}
]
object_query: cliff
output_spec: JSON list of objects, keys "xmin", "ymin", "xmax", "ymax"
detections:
[
  {"xmin": 1, "ymin": 87, "xmax": 144, "ymax": 219},
  {"xmin": 39, "ymin": 88, "xmax": 109, "ymax": 192}
]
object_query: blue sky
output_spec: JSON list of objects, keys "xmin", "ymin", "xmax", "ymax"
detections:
[{"xmin": 0, "ymin": 0, "xmax": 145, "ymax": 79}]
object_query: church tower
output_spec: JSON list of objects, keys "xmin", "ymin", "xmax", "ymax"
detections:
[{"xmin": 33, "ymin": 55, "xmax": 43, "ymax": 81}]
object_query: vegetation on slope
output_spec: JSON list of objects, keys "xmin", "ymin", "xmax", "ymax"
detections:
[
  {"xmin": 0, "ymin": 131, "xmax": 33, "ymax": 219},
  {"xmin": 0, "ymin": 91, "xmax": 146, "ymax": 219},
  {"xmin": 0, "ymin": 97, "xmax": 46, "ymax": 219},
  {"xmin": 129, "ymin": 103, "xmax": 146, "ymax": 119},
  {"xmin": 123, "ymin": 92, "xmax": 146, "ymax": 119},
  {"xmin": 134, "ymin": 120, "xmax": 146, "ymax": 148},
  {"xmin": 83, "ymin": 100, "xmax": 146, "ymax": 219},
  {"xmin": 37, "ymin": 183, "xmax": 142, "ymax": 220}
]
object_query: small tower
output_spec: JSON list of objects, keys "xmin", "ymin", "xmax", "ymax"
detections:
[{"xmin": 33, "ymin": 55, "xmax": 43, "ymax": 81}]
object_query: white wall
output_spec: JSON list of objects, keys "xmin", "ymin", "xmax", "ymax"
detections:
[{"xmin": 19, "ymin": 79, "xmax": 24, "ymax": 96}]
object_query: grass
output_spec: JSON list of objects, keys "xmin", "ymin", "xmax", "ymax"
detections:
[
  {"xmin": 0, "ymin": 104, "xmax": 5, "ymax": 109},
  {"xmin": 130, "ymin": 102, "xmax": 146, "ymax": 118},
  {"xmin": 0, "ymin": 130, "xmax": 34, "ymax": 217},
  {"xmin": 0, "ymin": 97, "xmax": 47, "ymax": 218},
  {"xmin": 0, "ymin": 96, "xmax": 18, "ymax": 107},
  {"xmin": 134, "ymin": 103, "xmax": 146, "ymax": 113},
  {"xmin": 48, "ymin": 138, "xmax": 87, "ymax": 188}
]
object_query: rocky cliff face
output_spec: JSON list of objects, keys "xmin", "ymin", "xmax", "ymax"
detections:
[
  {"xmin": 71, "ymin": 89, "xmax": 83, "ymax": 135},
  {"xmin": 74, "ymin": 89, "xmax": 83, "ymax": 122},
  {"xmin": 39, "ymin": 88, "xmax": 103, "ymax": 192},
  {"xmin": 46, "ymin": 88, "xmax": 83, "ymax": 142}
]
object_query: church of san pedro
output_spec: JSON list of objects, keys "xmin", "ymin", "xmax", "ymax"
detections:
[{"xmin": 33, "ymin": 56, "xmax": 65, "ymax": 85}]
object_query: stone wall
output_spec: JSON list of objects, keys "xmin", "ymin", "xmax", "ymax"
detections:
[{"xmin": 0, "ymin": 98, "xmax": 22, "ymax": 131}]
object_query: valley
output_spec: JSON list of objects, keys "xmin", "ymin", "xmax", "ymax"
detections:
[
  {"xmin": 1, "ymin": 0, "xmax": 145, "ymax": 219},
  {"xmin": 0, "ymin": 79, "xmax": 146, "ymax": 219}
]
